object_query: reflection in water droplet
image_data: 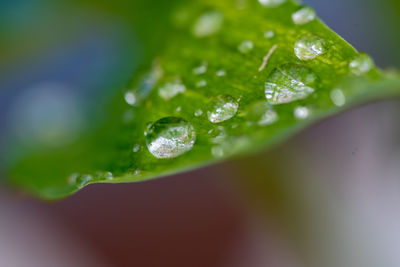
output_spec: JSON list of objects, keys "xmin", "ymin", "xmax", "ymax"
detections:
[
  {"xmin": 294, "ymin": 106, "xmax": 310, "ymax": 119},
  {"xmin": 207, "ymin": 95, "xmax": 239, "ymax": 123},
  {"xmin": 216, "ymin": 70, "xmax": 227, "ymax": 77},
  {"xmin": 133, "ymin": 144, "xmax": 141, "ymax": 152},
  {"xmin": 193, "ymin": 11, "xmax": 223, "ymax": 38},
  {"xmin": 247, "ymin": 101, "xmax": 278, "ymax": 126},
  {"xmin": 258, "ymin": 0, "xmax": 286, "ymax": 8},
  {"xmin": 294, "ymin": 35, "xmax": 325, "ymax": 61},
  {"xmin": 158, "ymin": 79, "xmax": 186, "ymax": 100},
  {"xmin": 68, "ymin": 173, "xmax": 93, "ymax": 188},
  {"xmin": 264, "ymin": 30, "xmax": 275, "ymax": 39},
  {"xmin": 265, "ymin": 64, "xmax": 317, "ymax": 105},
  {"xmin": 193, "ymin": 62, "xmax": 208, "ymax": 75},
  {"xmin": 330, "ymin": 89, "xmax": 346, "ymax": 107},
  {"xmin": 196, "ymin": 80, "xmax": 207, "ymax": 88},
  {"xmin": 209, "ymin": 126, "xmax": 227, "ymax": 144},
  {"xmin": 292, "ymin": 6, "xmax": 316, "ymax": 25},
  {"xmin": 238, "ymin": 40, "xmax": 254, "ymax": 54},
  {"xmin": 349, "ymin": 53, "xmax": 374, "ymax": 75},
  {"xmin": 146, "ymin": 117, "xmax": 196, "ymax": 159},
  {"xmin": 194, "ymin": 109, "xmax": 203, "ymax": 117}
]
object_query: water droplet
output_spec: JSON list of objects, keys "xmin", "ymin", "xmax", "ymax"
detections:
[
  {"xmin": 176, "ymin": 106, "xmax": 182, "ymax": 112},
  {"xmin": 238, "ymin": 40, "xmax": 254, "ymax": 54},
  {"xmin": 247, "ymin": 101, "xmax": 278, "ymax": 126},
  {"xmin": 207, "ymin": 95, "xmax": 239, "ymax": 123},
  {"xmin": 196, "ymin": 80, "xmax": 207, "ymax": 88},
  {"xmin": 193, "ymin": 11, "xmax": 223, "ymax": 38},
  {"xmin": 194, "ymin": 109, "xmax": 203, "ymax": 117},
  {"xmin": 294, "ymin": 35, "xmax": 325, "ymax": 61},
  {"xmin": 216, "ymin": 69, "xmax": 226, "ymax": 77},
  {"xmin": 146, "ymin": 117, "xmax": 196, "ymax": 159},
  {"xmin": 294, "ymin": 106, "xmax": 310, "ymax": 119},
  {"xmin": 264, "ymin": 30, "xmax": 275, "ymax": 39},
  {"xmin": 258, "ymin": 0, "xmax": 286, "ymax": 8},
  {"xmin": 193, "ymin": 62, "xmax": 208, "ymax": 75},
  {"xmin": 265, "ymin": 64, "xmax": 318, "ymax": 105},
  {"xmin": 68, "ymin": 173, "xmax": 93, "ymax": 188},
  {"xmin": 134, "ymin": 169, "xmax": 141, "ymax": 175},
  {"xmin": 330, "ymin": 88, "xmax": 346, "ymax": 107},
  {"xmin": 292, "ymin": 6, "xmax": 316, "ymax": 25},
  {"xmin": 211, "ymin": 146, "xmax": 224, "ymax": 158},
  {"xmin": 133, "ymin": 144, "xmax": 141, "ymax": 152},
  {"xmin": 208, "ymin": 126, "xmax": 227, "ymax": 144},
  {"xmin": 96, "ymin": 171, "xmax": 113, "ymax": 181},
  {"xmin": 124, "ymin": 91, "xmax": 137, "ymax": 106},
  {"xmin": 349, "ymin": 53, "xmax": 374, "ymax": 75},
  {"xmin": 158, "ymin": 79, "xmax": 186, "ymax": 100}
]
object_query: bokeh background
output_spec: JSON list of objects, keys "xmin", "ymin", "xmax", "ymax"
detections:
[{"xmin": 1, "ymin": 0, "xmax": 400, "ymax": 266}]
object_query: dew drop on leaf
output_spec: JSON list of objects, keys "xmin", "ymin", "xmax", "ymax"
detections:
[
  {"xmin": 349, "ymin": 53, "xmax": 375, "ymax": 75},
  {"xmin": 192, "ymin": 11, "xmax": 223, "ymax": 38},
  {"xmin": 292, "ymin": 6, "xmax": 316, "ymax": 25},
  {"xmin": 258, "ymin": 0, "xmax": 287, "ymax": 8},
  {"xmin": 124, "ymin": 91, "xmax": 137, "ymax": 106},
  {"xmin": 208, "ymin": 126, "xmax": 227, "ymax": 144},
  {"xmin": 68, "ymin": 173, "xmax": 93, "ymax": 188},
  {"xmin": 294, "ymin": 35, "xmax": 325, "ymax": 61},
  {"xmin": 247, "ymin": 101, "xmax": 278, "ymax": 126},
  {"xmin": 133, "ymin": 144, "xmax": 141, "ymax": 152},
  {"xmin": 216, "ymin": 69, "xmax": 227, "ymax": 77},
  {"xmin": 207, "ymin": 95, "xmax": 239, "ymax": 123},
  {"xmin": 145, "ymin": 117, "xmax": 196, "ymax": 159},
  {"xmin": 264, "ymin": 30, "xmax": 275, "ymax": 39},
  {"xmin": 330, "ymin": 88, "xmax": 346, "ymax": 107},
  {"xmin": 265, "ymin": 64, "xmax": 318, "ymax": 105},
  {"xmin": 194, "ymin": 109, "xmax": 204, "ymax": 117},
  {"xmin": 294, "ymin": 106, "xmax": 310, "ymax": 119},
  {"xmin": 238, "ymin": 40, "xmax": 254, "ymax": 54},
  {"xmin": 158, "ymin": 79, "xmax": 186, "ymax": 100}
]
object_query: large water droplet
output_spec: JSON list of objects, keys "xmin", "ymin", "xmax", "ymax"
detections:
[
  {"xmin": 258, "ymin": 0, "xmax": 286, "ymax": 8},
  {"xmin": 238, "ymin": 40, "xmax": 254, "ymax": 54},
  {"xmin": 207, "ymin": 95, "xmax": 239, "ymax": 123},
  {"xmin": 146, "ymin": 117, "xmax": 196, "ymax": 159},
  {"xmin": 158, "ymin": 79, "xmax": 186, "ymax": 100},
  {"xmin": 330, "ymin": 88, "xmax": 346, "ymax": 107},
  {"xmin": 292, "ymin": 6, "xmax": 316, "ymax": 25},
  {"xmin": 349, "ymin": 53, "xmax": 374, "ymax": 75},
  {"xmin": 192, "ymin": 11, "xmax": 223, "ymax": 38},
  {"xmin": 247, "ymin": 101, "xmax": 278, "ymax": 126},
  {"xmin": 265, "ymin": 64, "xmax": 318, "ymax": 105},
  {"xmin": 294, "ymin": 35, "xmax": 325, "ymax": 61}
]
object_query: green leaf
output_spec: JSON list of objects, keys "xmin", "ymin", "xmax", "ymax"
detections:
[{"xmin": 4, "ymin": 0, "xmax": 400, "ymax": 199}]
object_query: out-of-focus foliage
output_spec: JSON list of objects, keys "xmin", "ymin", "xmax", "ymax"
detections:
[{"xmin": 3, "ymin": 0, "xmax": 400, "ymax": 199}]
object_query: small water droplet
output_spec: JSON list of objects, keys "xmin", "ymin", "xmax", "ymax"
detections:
[
  {"xmin": 247, "ymin": 101, "xmax": 278, "ymax": 126},
  {"xmin": 124, "ymin": 91, "xmax": 137, "ymax": 106},
  {"xmin": 96, "ymin": 171, "xmax": 113, "ymax": 181},
  {"xmin": 294, "ymin": 106, "xmax": 310, "ymax": 119},
  {"xmin": 349, "ymin": 53, "xmax": 374, "ymax": 75},
  {"xmin": 207, "ymin": 95, "xmax": 239, "ymax": 123},
  {"xmin": 231, "ymin": 124, "xmax": 239, "ymax": 129},
  {"xmin": 146, "ymin": 117, "xmax": 196, "ymax": 159},
  {"xmin": 292, "ymin": 6, "xmax": 316, "ymax": 25},
  {"xmin": 194, "ymin": 109, "xmax": 204, "ymax": 117},
  {"xmin": 258, "ymin": 0, "xmax": 286, "ymax": 8},
  {"xmin": 265, "ymin": 64, "xmax": 318, "ymax": 105},
  {"xmin": 134, "ymin": 169, "xmax": 141, "ymax": 175},
  {"xmin": 196, "ymin": 80, "xmax": 207, "ymax": 87},
  {"xmin": 216, "ymin": 69, "xmax": 227, "ymax": 77},
  {"xmin": 330, "ymin": 88, "xmax": 346, "ymax": 107},
  {"xmin": 158, "ymin": 79, "xmax": 186, "ymax": 100},
  {"xmin": 208, "ymin": 126, "xmax": 227, "ymax": 144},
  {"xmin": 264, "ymin": 30, "xmax": 275, "ymax": 39},
  {"xmin": 192, "ymin": 11, "xmax": 223, "ymax": 38},
  {"xmin": 211, "ymin": 146, "xmax": 224, "ymax": 158},
  {"xmin": 193, "ymin": 62, "xmax": 208, "ymax": 75},
  {"xmin": 133, "ymin": 144, "xmax": 141, "ymax": 152},
  {"xmin": 294, "ymin": 35, "xmax": 325, "ymax": 61},
  {"xmin": 68, "ymin": 173, "xmax": 93, "ymax": 188},
  {"xmin": 238, "ymin": 40, "xmax": 254, "ymax": 54},
  {"xmin": 176, "ymin": 106, "xmax": 182, "ymax": 112}
]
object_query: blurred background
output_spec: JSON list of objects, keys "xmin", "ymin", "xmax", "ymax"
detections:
[{"xmin": 1, "ymin": 0, "xmax": 400, "ymax": 266}]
